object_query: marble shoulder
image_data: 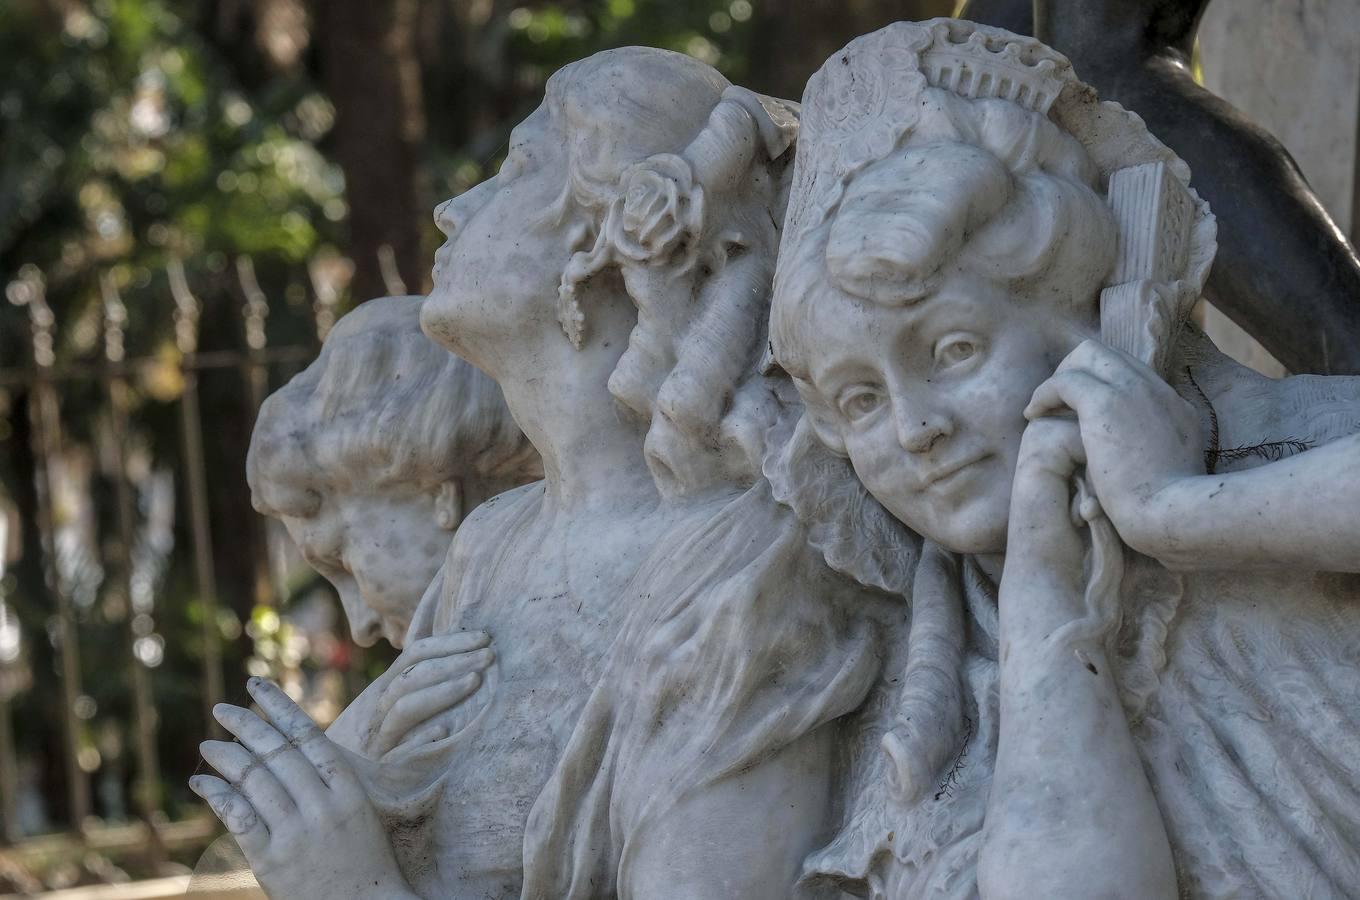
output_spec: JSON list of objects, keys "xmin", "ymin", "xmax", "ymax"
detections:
[{"xmin": 455, "ymin": 480, "xmax": 545, "ymax": 537}]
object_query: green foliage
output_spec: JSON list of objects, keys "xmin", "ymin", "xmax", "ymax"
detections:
[{"xmin": 1, "ymin": 0, "xmax": 341, "ymax": 363}]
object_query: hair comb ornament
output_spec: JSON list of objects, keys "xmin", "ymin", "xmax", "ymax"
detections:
[
  {"xmin": 1100, "ymin": 161, "xmax": 1200, "ymax": 375},
  {"xmin": 919, "ymin": 19, "xmax": 1069, "ymax": 113}
]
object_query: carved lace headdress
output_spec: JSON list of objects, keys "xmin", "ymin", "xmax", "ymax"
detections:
[{"xmin": 781, "ymin": 17, "xmax": 1218, "ymax": 375}]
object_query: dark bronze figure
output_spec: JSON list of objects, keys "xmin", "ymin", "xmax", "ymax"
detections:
[{"xmin": 961, "ymin": 0, "xmax": 1360, "ymax": 374}]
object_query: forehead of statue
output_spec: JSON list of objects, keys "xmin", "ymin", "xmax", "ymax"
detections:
[
  {"xmin": 507, "ymin": 106, "xmax": 559, "ymax": 157},
  {"xmin": 798, "ymin": 270, "xmax": 1017, "ymax": 383},
  {"xmin": 804, "ymin": 269, "xmax": 1000, "ymax": 343},
  {"xmin": 799, "ymin": 289, "xmax": 922, "ymax": 380}
]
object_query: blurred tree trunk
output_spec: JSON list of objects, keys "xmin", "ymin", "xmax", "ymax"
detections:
[
  {"xmin": 745, "ymin": 0, "xmax": 956, "ymax": 101},
  {"xmin": 314, "ymin": 0, "xmax": 429, "ymax": 302}
]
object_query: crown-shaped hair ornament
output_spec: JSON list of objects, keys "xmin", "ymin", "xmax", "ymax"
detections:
[
  {"xmin": 920, "ymin": 19, "xmax": 1070, "ymax": 113},
  {"xmin": 784, "ymin": 17, "xmax": 1216, "ymax": 377}
]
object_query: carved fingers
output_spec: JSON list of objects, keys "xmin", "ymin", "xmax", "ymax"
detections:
[
  {"xmin": 375, "ymin": 671, "xmax": 485, "ymax": 758},
  {"xmin": 189, "ymin": 774, "xmax": 270, "ymax": 856},
  {"xmin": 211, "ymin": 703, "xmax": 327, "ymax": 806},
  {"xmin": 245, "ymin": 678, "xmax": 362, "ymax": 796},
  {"xmin": 1024, "ymin": 338, "xmax": 1203, "ymax": 546},
  {"xmin": 1016, "ymin": 416, "xmax": 1087, "ymax": 483},
  {"xmin": 1009, "ymin": 417, "xmax": 1089, "ymax": 577},
  {"xmin": 198, "ymin": 680, "xmax": 368, "ymax": 828},
  {"xmin": 193, "ymin": 678, "xmax": 418, "ymax": 899},
  {"xmin": 395, "ymin": 630, "xmax": 492, "ymax": 667},
  {"xmin": 365, "ymin": 631, "xmax": 495, "ymax": 760},
  {"xmin": 388, "ymin": 645, "xmax": 493, "ymax": 700},
  {"xmin": 1025, "ymin": 339, "xmax": 1167, "ymax": 420}
]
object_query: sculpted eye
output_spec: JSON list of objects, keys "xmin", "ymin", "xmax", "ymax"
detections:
[
  {"xmin": 837, "ymin": 385, "xmax": 887, "ymax": 423},
  {"xmin": 934, "ymin": 336, "xmax": 979, "ymax": 369}
]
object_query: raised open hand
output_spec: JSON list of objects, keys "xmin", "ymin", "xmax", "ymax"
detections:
[{"xmin": 190, "ymin": 678, "xmax": 419, "ymax": 900}]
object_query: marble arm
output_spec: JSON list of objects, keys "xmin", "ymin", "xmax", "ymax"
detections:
[
  {"xmin": 962, "ymin": 0, "xmax": 1360, "ymax": 375},
  {"xmin": 978, "ymin": 420, "xmax": 1176, "ymax": 900},
  {"xmin": 1138, "ymin": 431, "xmax": 1360, "ymax": 572},
  {"xmin": 1027, "ymin": 340, "xmax": 1360, "ymax": 574}
]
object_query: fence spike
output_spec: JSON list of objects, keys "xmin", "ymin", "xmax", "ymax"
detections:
[
  {"xmin": 99, "ymin": 272, "xmax": 127, "ymax": 365},
  {"xmin": 236, "ymin": 256, "xmax": 270, "ymax": 352},
  {"xmin": 167, "ymin": 257, "xmax": 201, "ymax": 356},
  {"xmin": 377, "ymin": 243, "xmax": 407, "ymax": 296}
]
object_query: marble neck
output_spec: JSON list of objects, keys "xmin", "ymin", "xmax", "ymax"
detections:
[{"xmin": 496, "ymin": 362, "xmax": 658, "ymax": 517}]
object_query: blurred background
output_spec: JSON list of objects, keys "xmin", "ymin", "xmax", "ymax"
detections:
[{"xmin": 0, "ymin": 0, "xmax": 1356, "ymax": 896}]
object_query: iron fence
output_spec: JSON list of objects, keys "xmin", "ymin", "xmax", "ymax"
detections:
[{"xmin": 0, "ymin": 255, "xmax": 356, "ymax": 873}]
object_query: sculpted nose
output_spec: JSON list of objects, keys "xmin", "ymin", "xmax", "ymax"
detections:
[
  {"xmin": 349, "ymin": 606, "xmax": 383, "ymax": 648},
  {"xmin": 894, "ymin": 399, "xmax": 952, "ymax": 455},
  {"xmin": 434, "ymin": 180, "xmax": 495, "ymax": 238},
  {"xmin": 434, "ymin": 197, "xmax": 459, "ymax": 238},
  {"xmin": 336, "ymin": 580, "xmax": 383, "ymax": 648}
]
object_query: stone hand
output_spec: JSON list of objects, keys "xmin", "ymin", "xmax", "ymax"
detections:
[
  {"xmin": 1025, "ymin": 339, "xmax": 1203, "ymax": 558},
  {"xmin": 363, "ymin": 630, "xmax": 495, "ymax": 761},
  {"xmin": 190, "ymin": 678, "xmax": 418, "ymax": 900},
  {"xmin": 1009, "ymin": 415, "xmax": 1090, "ymax": 581}
]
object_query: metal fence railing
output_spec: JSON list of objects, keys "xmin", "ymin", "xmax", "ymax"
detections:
[{"xmin": 0, "ymin": 257, "xmax": 344, "ymax": 868}]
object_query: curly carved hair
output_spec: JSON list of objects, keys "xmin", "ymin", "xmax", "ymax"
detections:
[
  {"xmin": 772, "ymin": 88, "xmax": 1117, "ymax": 381},
  {"xmin": 542, "ymin": 47, "xmax": 799, "ymax": 497},
  {"xmin": 248, "ymin": 295, "xmax": 539, "ymax": 520}
]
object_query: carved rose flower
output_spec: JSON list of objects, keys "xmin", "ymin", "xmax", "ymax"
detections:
[{"xmin": 607, "ymin": 154, "xmax": 705, "ymax": 264}]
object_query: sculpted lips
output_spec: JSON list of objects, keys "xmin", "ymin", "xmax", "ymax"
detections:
[
  {"xmin": 432, "ymin": 242, "xmax": 454, "ymax": 283},
  {"xmin": 920, "ymin": 453, "xmax": 990, "ymax": 490}
]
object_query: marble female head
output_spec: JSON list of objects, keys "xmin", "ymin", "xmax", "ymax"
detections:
[
  {"xmin": 771, "ymin": 22, "xmax": 1125, "ymax": 554},
  {"xmin": 248, "ymin": 295, "xmax": 539, "ymax": 646},
  {"xmin": 424, "ymin": 47, "xmax": 798, "ymax": 497}
]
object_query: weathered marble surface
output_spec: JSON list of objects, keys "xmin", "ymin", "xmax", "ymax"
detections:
[
  {"xmin": 194, "ymin": 19, "xmax": 1360, "ymax": 900},
  {"xmin": 770, "ymin": 19, "xmax": 1360, "ymax": 899},
  {"xmin": 247, "ymin": 294, "xmax": 540, "ymax": 648}
]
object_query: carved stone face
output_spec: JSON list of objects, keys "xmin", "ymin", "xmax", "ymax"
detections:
[
  {"xmin": 282, "ymin": 484, "xmax": 453, "ymax": 648},
  {"xmin": 801, "ymin": 262, "xmax": 1081, "ymax": 555},
  {"xmin": 423, "ymin": 104, "xmax": 571, "ymax": 373}
]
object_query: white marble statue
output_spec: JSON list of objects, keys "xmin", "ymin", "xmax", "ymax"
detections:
[
  {"xmin": 769, "ymin": 18, "xmax": 1360, "ymax": 900},
  {"xmin": 247, "ymin": 294, "xmax": 540, "ymax": 648},
  {"xmin": 195, "ymin": 46, "xmax": 910, "ymax": 899},
  {"xmin": 193, "ymin": 19, "xmax": 1360, "ymax": 900}
]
